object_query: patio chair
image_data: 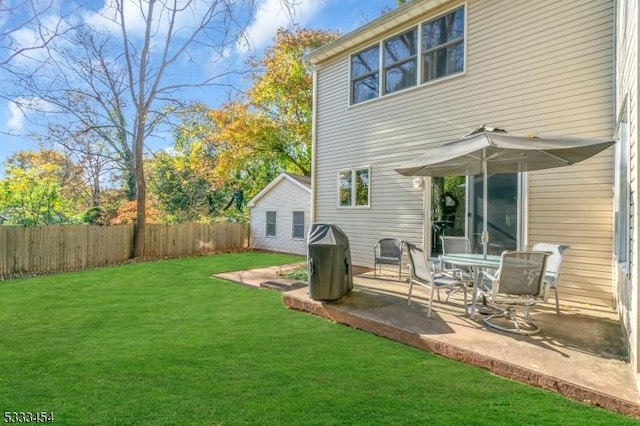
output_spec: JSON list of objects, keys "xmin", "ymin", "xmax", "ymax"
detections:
[
  {"xmin": 474, "ymin": 250, "xmax": 550, "ymax": 335},
  {"xmin": 406, "ymin": 242, "xmax": 468, "ymax": 318},
  {"xmin": 440, "ymin": 236, "xmax": 474, "ymax": 289},
  {"xmin": 532, "ymin": 243, "xmax": 570, "ymax": 314},
  {"xmin": 374, "ymin": 238, "xmax": 404, "ymax": 279}
]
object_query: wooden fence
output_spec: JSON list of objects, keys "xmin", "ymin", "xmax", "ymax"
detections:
[{"xmin": 0, "ymin": 223, "xmax": 249, "ymax": 278}]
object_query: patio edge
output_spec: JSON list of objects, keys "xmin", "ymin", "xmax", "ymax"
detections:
[{"xmin": 282, "ymin": 290, "xmax": 640, "ymax": 419}]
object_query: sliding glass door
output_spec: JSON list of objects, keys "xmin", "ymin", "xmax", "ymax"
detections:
[
  {"xmin": 468, "ymin": 173, "xmax": 519, "ymax": 254},
  {"xmin": 430, "ymin": 173, "xmax": 521, "ymax": 256}
]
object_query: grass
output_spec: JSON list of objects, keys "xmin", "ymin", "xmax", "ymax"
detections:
[{"xmin": 0, "ymin": 251, "xmax": 636, "ymax": 425}]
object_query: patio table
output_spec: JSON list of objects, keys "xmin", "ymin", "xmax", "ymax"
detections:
[{"xmin": 440, "ymin": 253, "xmax": 502, "ymax": 319}]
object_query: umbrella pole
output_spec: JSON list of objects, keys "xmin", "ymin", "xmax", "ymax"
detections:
[{"xmin": 482, "ymin": 149, "xmax": 489, "ymax": 259}]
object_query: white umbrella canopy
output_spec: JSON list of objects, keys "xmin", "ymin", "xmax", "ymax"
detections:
[{"xmin": 395, "ymin": 125, "xmax": 616, "ymax": 256}]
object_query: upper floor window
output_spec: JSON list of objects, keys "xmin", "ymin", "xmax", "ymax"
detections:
[
  {"xmin": 351, "ymin": 45, "xmax": 380, "ymax": 104},
  {"xmin": 423, "ymin": 6, "xmax": 465, "ymax": 82},
  {"xmin": 339, "ymin": 168, "xmax": 370, "ymax": 207},
  {"xmin": 384, "ymin": 28, "xmax": 418, "ymax": 94},
  {"xmin": 349, "ymin": 5, "xmax": 465, "ymax": 105}
]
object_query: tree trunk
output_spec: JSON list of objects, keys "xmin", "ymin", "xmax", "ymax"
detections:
[
  {"xmin": 133, "ymin": 126, "xmax": 146, "ymax": 257},
  {"xmin": 432, "ymin": 176, "xmax": 445, "ymax": 220}
]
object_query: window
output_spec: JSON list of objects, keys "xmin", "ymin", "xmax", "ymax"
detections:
[
  {"xmin": 292, "ymin": 212, "xmax": 305, "ymax": 239},
  {"xmin": 422, "ymin": 6, "xmax": 465, "ymax": 82},
  {"xmin": 266, "ymin": 211, "xmax": 276, "ymax": 236},
  {"xmin": 384, "ymin": 28, "xmax": 418, "ymax": 94},
  {"xmin": 351, "ymin": 45, "xmax": 380, "ymax": 104},
  {"xmin": 614, "ymin": 107, "xmax": 630, "ymax": 267},
  {"xmin": 339, "ymin": 168, "xmax": 370, "ymax": 207},
  {"xmin": 349, "ymin": 6, "xmax": 465, "ymax": 104}
]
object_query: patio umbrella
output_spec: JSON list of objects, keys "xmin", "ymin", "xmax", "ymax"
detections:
[{"xmin": 394, "ymin": 125, "xmax": 616, "ymax": 256}]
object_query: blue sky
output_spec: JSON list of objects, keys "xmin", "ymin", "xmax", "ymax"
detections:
[{"xmin": 0, "ymin": 0, "xmax": 397, "ymax": 169}]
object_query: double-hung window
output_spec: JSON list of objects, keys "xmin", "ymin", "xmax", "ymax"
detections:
[
  {"xmin": 614, "ymin": 105, "xmax": 630, "ymax": 269},
  {"xmin": 384, "ymin": 28, "xmax": 418, "ymax": 94},
  {"xmin": 339, "ymin": 168, "xmax": 370, "ymax": 207},
  {"xmin": 292, "ymin": 212, "xmax": 305, "ymax": 239},
  {"xmin": 266, "ymin": 211, "xmax": 276, "ymax": 237},
  {"xmin": 351, "ymin": 45, "xmax": 380, "ymax": 104},
  {"xmin": 422, "ymin": 6, "xmax": 465, "ymax": 82}
]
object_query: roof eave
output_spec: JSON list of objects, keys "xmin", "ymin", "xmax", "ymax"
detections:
[{"xmin": 307, "ymin": 0, "xmax": 450, "ymax": 65}]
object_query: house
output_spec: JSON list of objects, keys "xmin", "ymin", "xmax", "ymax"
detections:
[
  {"xmin": 308, "ymin": 0, "xmax": 639, "ymax": 389},
  {"xmin": 248, "ymin": 172, "xmax": 311, "ymax": 255}
]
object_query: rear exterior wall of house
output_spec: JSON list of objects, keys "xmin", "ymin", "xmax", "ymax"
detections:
[{"xmin": 312, "ymin": 0, "xmax": 614, "ymax": 306}]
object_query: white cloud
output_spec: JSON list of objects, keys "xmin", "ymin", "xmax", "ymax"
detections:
[
  {"xmin": 7, "ymin": 102, "xmax": 25, "ymax": 132},
  {"xmin": 6, "ymin": 97, "xmax": 56, "ymax": 132},
  {"xmin": 237, "ymin": 0, "xmax": 326, "ymax": 54}
]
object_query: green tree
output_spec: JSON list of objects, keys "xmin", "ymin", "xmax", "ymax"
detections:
[
  {"xmin": 0, "ymin": 151, "xmax": 82, "ymax": 225},
  {"xmin": 202, "ymin": 27, "xmax": 338, "ymax": 210}
]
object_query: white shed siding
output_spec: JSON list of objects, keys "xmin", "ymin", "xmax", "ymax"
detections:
[
  {"xmin": 250, "ymin": 179, "xmax": 310, "ymax": 255},
  {"xmin": 313, "ymin": 0, "xmax": 614, "ymax": 306},
  {"xmin": 615, "ymin": 0, "xmax": 639, "ymax": 388}
]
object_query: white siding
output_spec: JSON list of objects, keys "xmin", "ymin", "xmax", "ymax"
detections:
[
  {"xmin": 615, "ymin": 0, "xmax": 639, "ymax": 391},
  {"xmin": 313, "ymin": 0, "xmax": 614, "ymax": 306},
  {"xmin": 250, "ymin": 179, "xmax": 310, "ymax": 255}
]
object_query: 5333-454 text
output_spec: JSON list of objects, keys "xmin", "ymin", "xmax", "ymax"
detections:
[{"xmin": 3, "ymin": 412, "xmax": 54, "ymax": 423}]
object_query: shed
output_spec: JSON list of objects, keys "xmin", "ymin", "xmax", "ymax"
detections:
[{"xmin": 248, "ymin": 172, "xmax": 311, "ymax": 255}]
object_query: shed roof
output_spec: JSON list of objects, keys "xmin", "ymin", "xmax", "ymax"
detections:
[{"xmin": 247, "ymin": 172, "xmax": 311, "ymax": 208}]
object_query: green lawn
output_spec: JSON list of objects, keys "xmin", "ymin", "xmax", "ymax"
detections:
[{"xmin": 0, "ymin": 252, "xmax": 636, "ymax": 425}]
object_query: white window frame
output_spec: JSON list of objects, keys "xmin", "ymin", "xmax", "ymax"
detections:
[
  {"xmin": 266, "ymin": 211, "xmax": 277, "ymax": 237},
  {"xmin": 338, "ymin": 167, "xmax": 371, "ymax": 208},
  {"xmin": 383, "ymin": 26, "xmax": 418, "ymax": 95},
  {"xmin": 350, "ymin": 44, "xmax": 380, "ymax": 105},
  {"xmin": 614, "ymin": 102, "xmax": 630, "ymax": 271},
  {"xmin": 292, "ymin": 211, "xmax": 305, "ymax": 239},
  {"xmin": 348, "ymin": 4, "xmax": 466, "ymax": 106},
  {"xmin": 422, "ymin": 5, "xmax": 465, "ymax": 83}
]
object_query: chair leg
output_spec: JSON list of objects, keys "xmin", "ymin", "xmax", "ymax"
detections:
[
  {"xmin": 554, "ymin": 287, "xmax": 560, "ymax": 314},
  {"xmin": 407, "ymin": 280, "xmax": 414, "ymax": 306},
  {"xmin": 428, "ymin": 286, "xmax": 434, "ymax": 318},
  {"xmin": 483, "ymin": 307, "xmax": 540, "ymax": 335},
  {"xmin": 470, "ymin": 287, "xmax": 480, "ymax": 319},
  {"xmin": 460, "ymin": 285, "xmax": 468, "ymax": 316}
]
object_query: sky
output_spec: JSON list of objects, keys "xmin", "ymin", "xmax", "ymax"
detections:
[{"xmin": 0, "ymin": 0, "xmax": 397, "ymax": 171}]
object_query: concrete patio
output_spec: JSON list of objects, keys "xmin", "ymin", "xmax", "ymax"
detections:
[{"xmin": 215, "ymin": 264, "xmax": 640, "ymax": 418}]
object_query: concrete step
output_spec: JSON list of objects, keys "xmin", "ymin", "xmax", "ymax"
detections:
[{"xmin": 260, "ymin": 279, "xmax": 308, "ymax": 292}]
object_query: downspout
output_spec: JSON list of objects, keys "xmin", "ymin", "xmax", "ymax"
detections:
[{"xmin": 310, "ymin": 64, "xmax": 318, "ymax": 224}]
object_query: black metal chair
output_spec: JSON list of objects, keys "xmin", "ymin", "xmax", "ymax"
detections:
[{"xmin": 373, "ymin": 238, "xmax": 404, "ymax": 279}]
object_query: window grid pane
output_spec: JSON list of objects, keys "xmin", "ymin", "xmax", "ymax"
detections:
[
  {"xmin": 266, "ymin": 211, "xmax": 276, "ymax": 236},
  {"xmin": 422, "ymin": 7, "xmax": 465, "ymax": 83},
  {"xmin": 351, "ymin": 45, "xmax": 380, "ymax": 104},
  {"xmin": 292, "ymin": 212, "xmax": 305, "ymax": 239},
  {"xmin": 355, "ymin": 169, "xmax": 370, "ymax": 206},
  {"xmin": 339, "ymin": 171, "xmax": 352, "ymax": 206},
  {"xmin": 352, "ymin": 74, "xmax": 380, "ymax": 104},
  {"xmin": 384, "ymin": 28, "xmax": 417, "ymax": 94}
]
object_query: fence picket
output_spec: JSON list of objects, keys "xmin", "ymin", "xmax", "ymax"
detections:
[{"xmin": 0, "ymin": 223, "xmax": 249, "ymax": 277}]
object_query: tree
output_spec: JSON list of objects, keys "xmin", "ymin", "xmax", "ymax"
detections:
[
  {"xmin": 5, "ymin": 0, "xmax": 296, "ymax": 257},
  {"xmin": 0, "ymin": 1, "xmax": 77, "ymax": 69},
  {"xmin": 0, "ymin": 151, "xmax": 86, "ymax": 225},
  {"xmin": 205, "ymin": 27, "xmax": 338, "ymax": 201}
]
